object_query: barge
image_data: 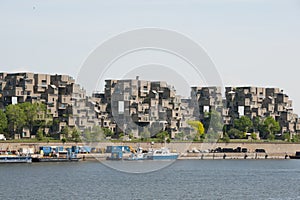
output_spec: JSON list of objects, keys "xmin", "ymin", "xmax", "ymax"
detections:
[
  {"xmin": 0, "ymin": 155, "xmax": 32, "ymax": 163},
  {"xmin": 32, "ymin": 157, "xmax": 80, "ymax": 162}
]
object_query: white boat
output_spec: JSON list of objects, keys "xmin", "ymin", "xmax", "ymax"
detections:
[
  {"xmin": 147, "ymin": 147, "xmax": 179, "ymax": 160},
  {"xmin": 124, "ymin": 147, "xmax": 148, "ymax": 161}
]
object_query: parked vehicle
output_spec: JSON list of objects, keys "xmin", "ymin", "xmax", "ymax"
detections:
[
  {"xmin": 255, "ymin": 149, "xmax": 266, "ymax": 153},
  {"xmin": 192, "ymin": 148, "xmax": 200, "ymax": 153}
]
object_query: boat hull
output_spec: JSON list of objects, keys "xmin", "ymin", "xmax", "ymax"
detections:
[
  {"xmin": 148, "ymin": 155, "xmax": 179, "ymax": 160},
  {"xmin": 0, "ymin": 156, "xmax": 32, "ymax": 163},
  {"xmin": 32, "ymin": 157, "xmax": 80, "ymax": 162},
  {"xmin": 124, "ymin": 157, "xmax": 148, "ymax": 161},
  {"xmin": 289, "ymin": 152, "xmax": 300, "ymax": 159},
  {"xmin": 289, "ymin": 156, "xmax": 300, "ymax": 159}
]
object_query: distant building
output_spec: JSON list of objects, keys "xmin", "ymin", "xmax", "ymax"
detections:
[
  {"xmin": 0, "ymin": 72, "xmax": 86, "ymax": 138},
  {"xmin": 93, "ymin": 77, "xmax": 184, "ymax": 138},
  {"xmin": 225, "ymin": 86, "xmax": 298, "ymax": 135},
  {"xmin": 191, "ymin": 86, "xmax": 223, "ymax": 118},
  {"xmin": 1, "ymin": 72, "xmax": 300, "ymax": 140}
]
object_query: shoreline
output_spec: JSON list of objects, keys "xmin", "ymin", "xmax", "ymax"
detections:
[
  {"xmin": 78, "ymin": 152, "xmax": 291, "ymax": 161},
  {"xmin": 1, "ymin": 142, "xmax": 299, "ymax": 161}
]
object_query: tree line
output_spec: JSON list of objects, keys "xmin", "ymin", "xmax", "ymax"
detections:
[
  {"xmin": 1, "ymin": 103, "xmax": 297, "ymax": 142},
  {"xmin": 0, "ymin": 102, "xmax": 51, "ymax": 139},
  {"xmin": 181, "ymin": 110, "xmax": 299, "ymax": 142}
]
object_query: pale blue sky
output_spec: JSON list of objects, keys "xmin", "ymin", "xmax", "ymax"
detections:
[{"xmin": 1, "ymin": 0, "xmax": 300, "ymax": 112}]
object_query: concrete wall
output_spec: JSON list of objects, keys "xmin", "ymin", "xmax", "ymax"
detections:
[{"xmin": 1, "ymin": 142, "xmax": 300, "ymax": 155}]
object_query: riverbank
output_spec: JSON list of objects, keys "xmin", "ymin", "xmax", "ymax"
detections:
[
  {"xmin": 76, "ymin": 152, "xmax": 290, "ymax": 161},
  {"xmin": 1, "ymin": 142, "xmax": 299, "ymax": 160},
  {"xmin": 0, "ymin": 142, "xmax": 300, "ymax": 159}
]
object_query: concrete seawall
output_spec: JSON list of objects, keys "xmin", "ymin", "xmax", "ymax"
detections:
[{"xmin": 1, "ymin": 142, "xmax": 300, "ymax": 159}]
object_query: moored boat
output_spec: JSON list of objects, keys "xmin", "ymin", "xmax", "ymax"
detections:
[
  {"xmin": 0, "ymin": 155, "xmax": 32, "ymax": 163},
  {"xmin": 147, "ymin": 147, "xmax": 179, "ymax": 160},
  {"xmin": 289, "ymin": 152, "xmax": 300, "ymax": 159},
  {"xmin": 124, "ymin": 147, "xmax": 148, "ymax": 161},
  {"xmin": 32, "ymin": 157, "xmax": 80, "ymax": 162},
  {"xmin": 32, "ymin": 151, "xmax": 81, "ymax": 162}
]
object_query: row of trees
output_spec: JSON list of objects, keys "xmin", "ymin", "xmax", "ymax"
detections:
[
  {"xmin": 0, "ymin": 102, "xmax": 288, "ymax": 142},
  {"xmin": 185, "ymin": 110, "xmax": 223, "ymax": 142},
  {"xmin": 80, "ymin": 126, "xmax": 114, "ymax": 142},
  {"xmin": 0, "ymin": 102, "xmax": 51, "ymax": 138},
  {"xmin": 227, "ymin": 116, "xmax": 281, "ymax": 140},
  {"xmin": 181, "ymin": 110, "xmax": 284, "ymax": 142}
]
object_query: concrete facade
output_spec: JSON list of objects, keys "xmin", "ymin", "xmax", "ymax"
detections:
[
  {"xmin": 225, "ymin": 87, "xmax": 299, "ymax": 135},
  {"xmin": 93, "ymin": 77, "xmax": 190, "ymax": 139},
  {"xmin": 1, "ymin": 72, "xmax": 300, "ymax": 140},
  {"xmin": 0, "ymin": 72, "xmax": 88, "ymax": 138}
]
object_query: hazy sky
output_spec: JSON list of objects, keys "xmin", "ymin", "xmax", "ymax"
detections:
[{"xmin": 1, "ymin": 0, "xmax": 300, "ymax": 112}]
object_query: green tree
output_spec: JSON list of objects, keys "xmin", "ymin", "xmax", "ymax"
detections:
[
  {"xmin": 234, "ymin": 116, "xmax": 253, "ymax": 133},
  {"xmin": 61, "ymin": 138, "xmax": 67, "ymax": 144},
  {"xmin": 0, "ymin": 110, "xmax": 8, "ymax": 134},
  {"xmin": 166, "ymin": 138, "xmax": 171, "ymax": 144},
  {"xmin": 262, "ymin": 116, "xmax": 280, "ymax": 139},
  {"xmin": 82, "ymin": 129, "xmax": 92, "ymax": 141},
  {"xmin": 156, "ymin": 131, "xmax": 169, "ymax": 143},
  {"xmin": 6, "ymin": 104, "xmax": 26, "ymax": 136},
  {"xmin": 90, "ymin": 126, "xmax": 104, "ymax": 141},
  {"xmin": 118, "ymin": 133, "xmax": 125, "ymax": 139},
  {"xmin": 81, "ymin": 126, "xmax": 104, "ymax": 142},
  {"xmin": 291, "ymin": 134, "xmax": 300, "ymax": 143},
  {"xmin": 253, "ymin": 116, "xmax": 261, "ymax": 133},
  {"xmin": 251, "ymin": 133, "xmax": 258, "ymax": 140},
  {"xmin": 102, "ymin": 128, "xmax": 113, "ymax": 137},
  {"xmin": 219, "ymin": 133, "xmax": 230, "ymax": 143},
  {"xmin": 203, "ymin": 110, "xmax": 223, "ymax": 133},
  {"xmin": 175, "ymin": 132, "xmax": 184, "ymax": 141},
  {"xmin": 9, "ymin": 102, "xmax": 50, "ymax": 136},
  {"xmin": 283, "ymin": 132, "xmax": 291, "ymax": 142},
  {"xmin": 19, "ymin": 102, "xmax": 47, "ymax": 134},
  {"xmin": 36, "ymin": 128, "xmax": 44, "ymax": 141},
  {"xmin": 61, "ymin": 126, "xmax": 70, "ymax": 139},
  {"xmin": 228, "ymin": 128, "xmax": 245, "ymax": 139},
  {"xmin": 267, "ymin": 133, "xmax": 275, "ymax": 141},
  {"xmin": 128, "ymin": 133, "xmax": 134, "ymax": 139},
  {"xmin": 19, "ymin": 102, "xmax": 37, "ymax": 134},
  {"xmin": 71, "ymin": 128, "xmax": 81, "ymax": 143}
]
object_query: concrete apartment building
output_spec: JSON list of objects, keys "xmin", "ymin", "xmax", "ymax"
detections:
[
  {"xmin": 93, "ymin": 77, "xmax": 186, "ymax": 138},
  {"xmin": 1, "ymin": 72, "xmax": 300, "ymax": 140},
  {"xmin": 191, "ymin": 86, "xmax": 223, "ymax": 116},
  {"xmin": 224, "ymin": 87, "xmax": 300, "ymax": 135},
  {"xmin": 0, "ymin": 72, "xmax": 89, "ymax": 139}
]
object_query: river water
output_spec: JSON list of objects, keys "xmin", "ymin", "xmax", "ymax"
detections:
[{"xmin": 0, "ymin": 160, "xmax": 300, "ymax": 200}]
